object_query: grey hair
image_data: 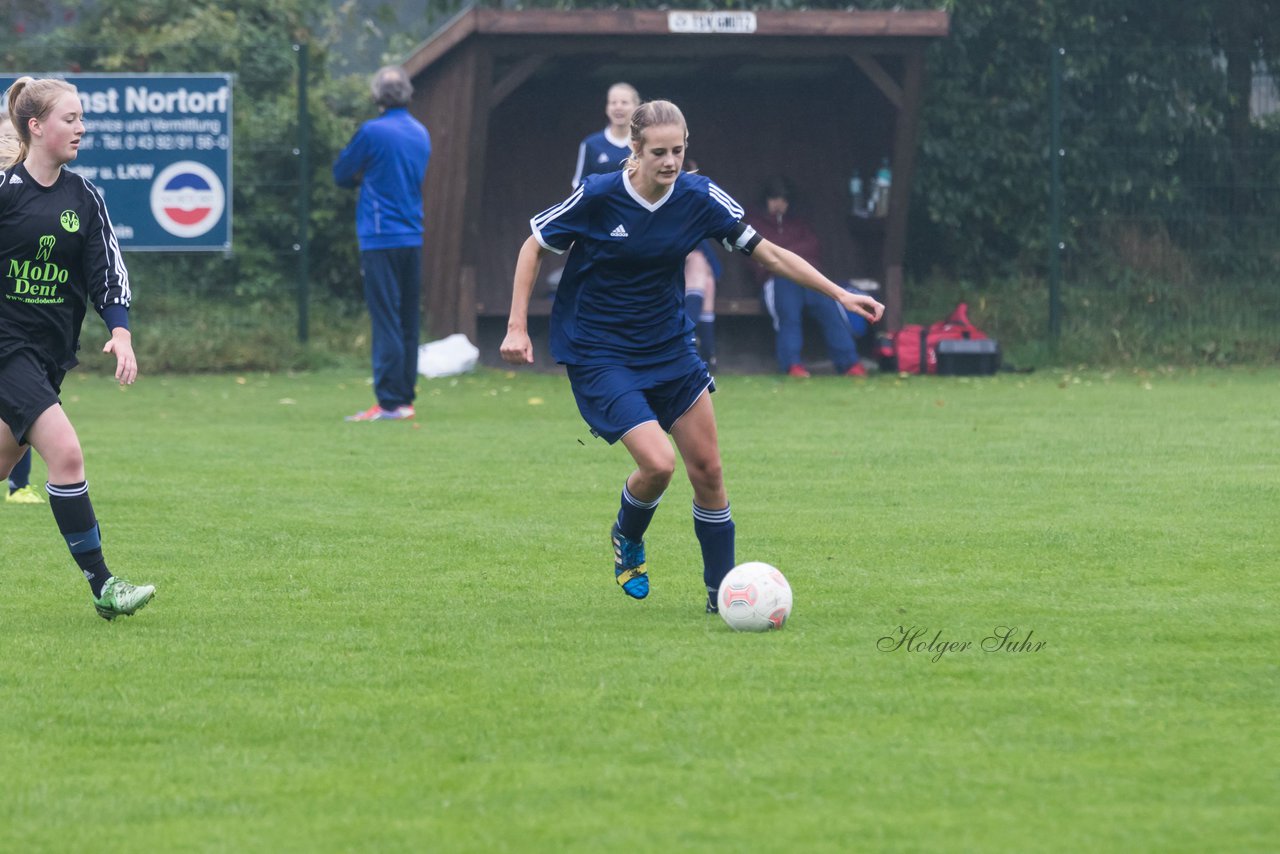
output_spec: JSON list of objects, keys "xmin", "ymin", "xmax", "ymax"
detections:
[{"xmin": 371, "ymin": 66, "xmax": 413, "ymax": 109}]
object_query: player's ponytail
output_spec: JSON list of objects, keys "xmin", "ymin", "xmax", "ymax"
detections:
[
  {"xmin": 625, "ymin": 99, "xmax": 688, "ymax": 172},
  {"xmin": 2, "ymin": 78, "xmax": 32, "ymax": 168},
  {"xmin": 4, "ymin": 76, "xmax": 78, "ymax": 167}
]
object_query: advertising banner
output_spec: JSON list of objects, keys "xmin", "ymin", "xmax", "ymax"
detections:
[{"xmin": 1, "ymin": 73, "xmax": 233, "ymax": 251}]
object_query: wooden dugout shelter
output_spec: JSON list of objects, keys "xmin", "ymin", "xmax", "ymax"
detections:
[{"xmin": 402, "ymin": 7, "xmax": 950, "ymax": 366}]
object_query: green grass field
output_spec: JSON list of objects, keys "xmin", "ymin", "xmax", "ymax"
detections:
[{"xmin": 2, "ymin": 366, "xmax": 1275, "ymax": 852}]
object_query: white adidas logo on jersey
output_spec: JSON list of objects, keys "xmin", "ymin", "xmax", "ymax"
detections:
[
  {"xmin": 8, "ymin": 174, "xmax": 22, "ymax": 185},
  {"xmin": 596, "ymin": 152, "xmax": 609, "ymax": 163},
  {"xmin": 610, "ymin": 224, "xmax": 628, "ymax": 238}
]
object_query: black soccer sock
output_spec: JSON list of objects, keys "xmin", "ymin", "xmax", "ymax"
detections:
[
  {"xmin": 47, "ymin": 481, "xmax": 112, "ymax": 597},
  {"xmin": 617, "ymin": 482, "xmax": 662, "ymax": 542},
  {"xmin": 694, "ymin": 502, "xmax": 735, "ymax": 600}
]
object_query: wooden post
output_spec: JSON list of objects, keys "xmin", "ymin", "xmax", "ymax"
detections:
[
  {"xmin": 418, "ymin": 45, "xmax": 491, "ymax": 341},
  {"xmin": 882, "ymin": 46, "xmax": 927, "ymax": 332},
  {"xmin": 457, "ymin": 47, "xmax": 494, "ymax": 341}
]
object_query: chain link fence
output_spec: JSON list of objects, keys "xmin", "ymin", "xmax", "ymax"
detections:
[
  {"xmin": 1051, "ymin": 47, "xmax": 1280, "ymax": 362},
  {"xmin": 10, "ymin": 26, "xmax": 1279, "ymax": 366}
]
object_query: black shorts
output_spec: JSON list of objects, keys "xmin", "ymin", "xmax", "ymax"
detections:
[{"xmin": 0, "ymin": 349, "xmax": 64, "ymax": 446}]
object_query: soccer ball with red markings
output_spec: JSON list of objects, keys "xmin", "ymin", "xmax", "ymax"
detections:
[{"xmin": 717, "ymin": 562, "xmax": 792, "ymax": 632}]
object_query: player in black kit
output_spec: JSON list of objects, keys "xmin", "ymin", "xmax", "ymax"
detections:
[{"xmin": 0, "ymin": 77, "xmax": 155, "ymax": 620}]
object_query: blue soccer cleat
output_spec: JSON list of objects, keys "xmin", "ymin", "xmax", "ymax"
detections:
[{"xmin": 611, "ymin": 523, "xmax": 649, "ymax": 599}]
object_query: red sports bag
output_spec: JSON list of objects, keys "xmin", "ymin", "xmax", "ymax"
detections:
[{"xmin": 889, "ymin": 302, "xmax": 989, "ymax": 375}]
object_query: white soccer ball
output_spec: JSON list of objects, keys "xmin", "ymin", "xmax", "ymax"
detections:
[{"xmin": 717, "ymin": 562, "xmax": 793, "ymax": 631}]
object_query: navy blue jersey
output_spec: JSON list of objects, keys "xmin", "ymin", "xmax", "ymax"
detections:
[
  {"xmin": 571, "ymin": 129, "xmax": 631, "ymax": 189},
  {"xmin": 0, "ymin": 162, "xmax": 130, "ymax": 373},
  {"xmin": 531, "ymin": 171, "xmax": 747, "ymax": 366}
]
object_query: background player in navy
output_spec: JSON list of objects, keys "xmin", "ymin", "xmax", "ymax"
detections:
[
  {"xmin": 0, "ymin": 77, "xmax": 154, "ymax": 619},
  {"xmin": 334, "ymin": 65, "xmax": 432, "ymax": 422},
  {"xmin": 501, "ymin": 100, "xmax": 883, "ymax": 612},
  {"xmin": 570, "ymin": 82, "xmax": 639, "ymax": 189},
  {"xmin": 682, "ymin": 159, "xmax": 720, "ymax": 368},
  {"xmin": 0, "ymin": 114, "xmax": 42, "ymax": 505},
  {"xmin": 5, "ymin": 443, "xmax": 41, "ymax": 503},
  {"xmin": 683, "ymin": 239, "xmax": 719, "ymax": 367}
]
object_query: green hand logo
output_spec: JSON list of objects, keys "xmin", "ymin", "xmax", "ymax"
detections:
[
  {"xmin": 37, "ymin": 235, "xmax": 56, "ymax": 261},
  {"xmin": 60, "ymin": 210, "xmax": 80, "ymax": 233}
]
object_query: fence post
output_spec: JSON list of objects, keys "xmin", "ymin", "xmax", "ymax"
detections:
[
  {"xmin": 1048, "ymin": 46, "xmax": 1064, "ymax": 346},
  {"xmin": 294, "ymin": 42, "xmax": 311, "ymax": 344}
]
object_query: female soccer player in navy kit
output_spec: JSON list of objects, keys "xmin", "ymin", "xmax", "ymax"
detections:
[
  {"xmin": 0, "ymin": 114, "xmax": 42, "ymax": 505},
  {"xmin": 571, "ymin": 83, "xmax": 640, "ymax": 189},
  {"xmin": 0, "ymin": 77, "xmax": 155, "ymax": 620},
  {"xmin": 501, "ymin": 100, "xmax": 883, "ymax": 612}
]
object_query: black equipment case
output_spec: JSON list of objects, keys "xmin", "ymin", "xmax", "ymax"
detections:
[{"xmin": 935, "ymin": 338, "xmax": 1001, "ymax": 376}]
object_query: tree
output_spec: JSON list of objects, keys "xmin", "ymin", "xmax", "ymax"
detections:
[
  {"xmin": 909, "ymin": 0, "xmax": 1280, "ymax": 277},
  {"xmin": 10, "ymin": 0, "xmax": 1276, "ymax": 291},
  {"xmin": 5, "ymin": 0, "xmax": 393, "ymax": 302}
]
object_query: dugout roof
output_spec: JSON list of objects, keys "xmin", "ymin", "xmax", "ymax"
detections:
[{"xmin": 401, "ymin": 8, "xmax": 950, "ymax": 354}]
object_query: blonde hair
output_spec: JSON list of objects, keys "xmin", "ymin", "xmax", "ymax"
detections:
[
  {"xmin": 4, "ymin": 76, "xmax": 78, "ymax": 166},
  {"xmin": 607, "ymin": 82, "xmax": 640, "ymax": 105},
  {"xmin": 625, "ymin": 99, "xmax": 688, "ymax": 172},
  {"xmin": 0, "ymin": 116, "xmax": 19, "ymax": 169}
]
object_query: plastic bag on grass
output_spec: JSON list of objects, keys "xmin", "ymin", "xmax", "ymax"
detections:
[{"xmin": 417, "ymin": 333, "xmax": 479, "ymax": 378}]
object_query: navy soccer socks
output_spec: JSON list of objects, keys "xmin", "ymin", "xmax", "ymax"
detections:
[
  {"xmin": 616, "ymin": 482, "xmax": 662, "ymax": 542},
  {"xmin": 694, "ymin": 502, "xmax": 735, "ymax": 607},
  {"xmin": 683, "ymin": 291, "xmax": 704, "ymax": 328},
  {"xmin": 696, "ymin": 313, "xmax": 717, "ymax": 365},
  {"xmin": 47, "ymin": 481, "xmax": 111, "ymax": 597},
  {"xmin": 9, "ymin": 450, "xmax": 32, "ymax": 493},
  {"xmin": 683, "ymin": 292, "xmax": 716, "ymax": 365}
]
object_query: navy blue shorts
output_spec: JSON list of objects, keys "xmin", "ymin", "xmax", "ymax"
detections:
[
  {"xmin": 566, "ymin": 350, "xmax": 714, "ymax": 444},
  {"xmin": 0, "ymin": 349, "xmax": 63, "ymax": 446}
]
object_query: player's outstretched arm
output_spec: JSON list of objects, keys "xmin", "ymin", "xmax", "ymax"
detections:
[
  {"xmin": 752, "ymin": 238, "xmax": 884, "ymax": 323},
  {"xmin": 500, "ymin": 235, "xmax": 545, "ymax": 365},
  {"xmin": 102, "ymin": 327, "xmax": 138, "ymax": 385}
]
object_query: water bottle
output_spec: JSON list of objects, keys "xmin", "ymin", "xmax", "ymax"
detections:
[
  {"xmin": 874, "ymin": 158, "xmax": 892, "ymax": 217},
  {"xmin": 849, "ymin": 170, "xmax": 864, "ymax": 215}
]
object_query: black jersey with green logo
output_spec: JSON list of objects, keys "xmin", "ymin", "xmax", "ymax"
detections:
[{"xmin": 0, "ymin": 162, "xmax": 131, "ymax": 372}]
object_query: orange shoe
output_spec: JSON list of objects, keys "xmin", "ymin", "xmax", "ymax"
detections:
[
  {"xmin": 344, "ymin": 404, "xmax": 414, "ymax": 422},
  {"xmin": 845, "ymin": 364, "xmax": 868, "ymax": 378},
  {"xmin": 786, "ymin": 364, "xmax": 811, "ymax": 378}
]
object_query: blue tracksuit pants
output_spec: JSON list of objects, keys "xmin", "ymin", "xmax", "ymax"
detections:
[
  {"xmin": 360, "ymin": 247, "xmax": 421, "ymax": 409},
  {"xmin": 768, "ymin": 276, "xmax": 859, "ymax": 373}
]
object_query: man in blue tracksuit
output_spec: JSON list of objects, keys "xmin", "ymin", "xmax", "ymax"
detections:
[{"xmin": 334, "ymin": 65, "xmax": 432, "ymax": 421}]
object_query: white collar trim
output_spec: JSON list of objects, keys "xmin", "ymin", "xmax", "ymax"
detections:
[
  {"xmin": 624, "ymin": 170, "xmax": 675, "ymax": 212},
  {"xmin": 604, "ymin": 127, "xmax": 630, "ymax": 147}
]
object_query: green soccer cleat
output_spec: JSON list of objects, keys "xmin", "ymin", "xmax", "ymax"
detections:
[
  {"xmin": 6, "ymin": 485, "xmax": 45, "ymax": 504},
  {"xmin": 93, "ymin": 577, "xmax": 156, "ymax": 621}
]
